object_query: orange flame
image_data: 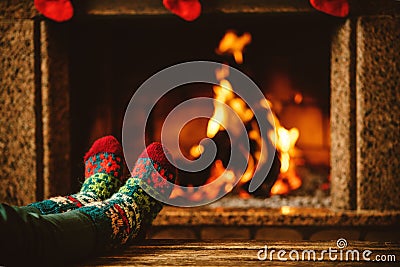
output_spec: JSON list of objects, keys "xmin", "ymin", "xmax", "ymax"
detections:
[
  {"xmin": 207, "ymin": 64, "xmax": 256, "ymax": 185},
  {"xmin": 171, "ymin": 29, "xmax": 303, "ymax": 200},
  {"xmin": 207, "ymin": 72, "xmax": 234, "ymax": 138},
  {"xmin": 277, "ymin": 127, "xmax": 299, "ymax": 173},
  {"xmin": 260, "ymin": 99, "xmax": 302, "ymax": 195},
  {"xmin": 189, "ymin": 144, "xmax": 204, "ymax": 158},
  {"xmin": 216, "ymin": 31, "xmax": 252, "ymax": 64},
  {"xmin": 270, "ymin": 124, "xmax": 302, "ymax": 195}
]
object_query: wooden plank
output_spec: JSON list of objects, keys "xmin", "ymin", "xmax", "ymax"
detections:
[{"xmin": 76, "ymin": 240, "xmax": 400, "ymax": 266}]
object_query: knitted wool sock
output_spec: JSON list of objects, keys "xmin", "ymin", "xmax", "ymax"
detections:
[
  {"xmin": 79, "ymin": 142, "xmax": 177, "ymax": 248},
  {"xmin": 27, "ymin": 136, "xmax": 125, "ymax": 215}
]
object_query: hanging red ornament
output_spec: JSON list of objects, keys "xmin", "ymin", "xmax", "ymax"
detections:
[
  {"xmin": 163, "ymin": 0, "xmax": 202, "ymax": 21},
  {"xmin": 309, "ymin": 0, "xmax": 349, "ymax": 17},
  {"xmin": 34, "ymin": 0, "xmax": 74, "ymax": 22}
]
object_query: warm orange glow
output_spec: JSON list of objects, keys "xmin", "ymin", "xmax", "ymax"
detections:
[
  {"xmin": 239, "ymin": 154, "xmax": 254, "ymax": 183},
  {"xmin": 280, "ymin": 206, "xmax": 291, "ymax": 215},
  {"xmin": 287, "ymin": 173, "xmax": 302, "ymax": 191},
  {"xmin": 294, "ymin": 93, "xmax": 303, "ymax": 104},
  {"xmin": 207, "ymin": 61, "xmax": 259, "ymax": 187},
  {"xmin": 172, "ymin": 31, "xmax": 306, "ymax": 200},
  {"xmin": 205, "ymin": 160, "xmax": 236, "ymax": 199},
  {"xmin": 271, "ymin": 179, "xmax": 290, "ymax": 195},
  {"xmin": 216, "ymin": 31, "xmax": 252, "ymax": 64},
  {"xmin": 207, "ymin": 114, "xmax": 224, "ymax": 138},
  {"xmin": 170, "ymin": 159, "xmax": 237, "ymax": 202},
  {"xmin": 230, "ymin": 98, "xmax": 254, "ymax": 122},
  {"xmin": 207, "ymin": 75, "xmax": 235, "ymax": 138},
  {"xmin": 214, "ymin": 80, "xmax": 234, "ymax": 102},
  {"xmin": 238, "ymin": 189, "xmax": 251, "ymax": 199},
  {"xmin": 270, "ymin": 126, "xmax": 301, "ymax": 195},
  {"xmin": 215, "ymin": 63, "xmax": 230, "ymax": 81},
  {"xmin": 276, "ymin": 127, "xmax": 299, "ymax": 173},
  {"xmin": 190, "ymin": 144, "xmax": 204, "ymax": 158}
]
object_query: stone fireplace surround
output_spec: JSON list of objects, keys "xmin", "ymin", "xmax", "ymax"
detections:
[{"xmin": 0, "ymin": 0, "xmax": 399, "ymax": 240}]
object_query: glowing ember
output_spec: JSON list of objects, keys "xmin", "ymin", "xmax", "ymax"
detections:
[
  {"xmin": 216, "ymin": 30, "xmax": 251, "ymax": 64},
  {"xmin": 294, "ymin": 93, "xmax": 303, "ymax": 104},
  {"xmin": 189, "ymin": 144, "xmax": 204, "ymax": 158},
  {"xmin": 280, "ymin": 206, "xmax": 292, "ymax": 215}
]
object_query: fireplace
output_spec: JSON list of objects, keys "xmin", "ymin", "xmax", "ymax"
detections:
[
  {"xmin": 68, "ymin": 14, "xmax": 333, "ymax": 204},
  {"xmin": 0, "ymin": 0, "xmax": 399, "ymax": 241}
]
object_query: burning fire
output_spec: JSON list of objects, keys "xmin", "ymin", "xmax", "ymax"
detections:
[
  {"xmin": 207, "ymin": 65, "xmax": 254, "ymax": 139},
  {"xmin": 272, "ymin": 125, "xmax": 302, "ymax": 195},
  {"xmin": 169, "ymin": 159, "xmax": 237, "ymax": 201},
  {"xmin": 216, "ymin": 31, "xmax": 252, "ymax": 64},
  {"xmin": 170, "ymin": 29, "xmax": 303, "ymax": 201},
  {"xmin": 206, "ymin": 64, "xmax": 257, "ymax": 189},
  {"xmin": 189, "ymin": 144, "xmax": 205, "ymax": 159},
  {"xmin": 262, "ymin": 98, "xmax": 302, "ymax": 195}
]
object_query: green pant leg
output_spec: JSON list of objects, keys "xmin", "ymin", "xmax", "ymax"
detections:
[
  {"xmin": 19, "ymin": 205, "xmax": 42, "ymax": 214},
  {"xmin": 0, "ymin": 203, "xmax": 96, "ymax": 266}
]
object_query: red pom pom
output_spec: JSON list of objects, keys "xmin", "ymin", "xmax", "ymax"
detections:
[
  {"xmin": 34, "ymin": 0, "xmax": 74, "ymax": 22},
  {"xmin": 310, "ymin": 0, "xmax": 349, "ymax": 17},
  {"xmin": 84, "ymin": 136, "xmax": 123, "ymax": 162},
  {"xmin": 139, "ymin": 142, "xmax": 177, "ymax": 179},
  {"xmin": 163, "ymin": 0, "xmax": 202, "ymax": 21}
]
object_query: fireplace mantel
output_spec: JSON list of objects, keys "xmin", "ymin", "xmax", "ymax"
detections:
[{"xmin": 1, "ymin": 0, "xmax": 399, "ymax": 19}]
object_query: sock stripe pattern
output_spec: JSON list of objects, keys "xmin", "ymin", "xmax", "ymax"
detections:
[
  {"xmin": 27, "ymin": 173, "xmax": 119, "ymax": 214},
  {"xmin": 79, "ymin": 193, "xmax": 141, "ymax": 248},
  {"xmin": 26, "ymin": 136, "xmax": 125, "ymax": 215},
  {"xmin": 119, "ymin": 157, "xmax": 176, "ymax": 224},
  {"xmin": 80, "ymin": 172, "xmax": 122, "ymax": 200},
  {"xmin": 27, "ymin": 192, "xmax": 99, "ymax": 214},
  {"xmin": 79, "ymin": 143, "xmax": 177, "ymax": 249}
]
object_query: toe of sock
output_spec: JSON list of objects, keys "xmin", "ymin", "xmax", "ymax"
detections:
[
  {"xmin": 84, "ymin": 135, "xmax": 123, "ymax": 161},
  {"xmin": 138, "ymin": 142, "xmax": 177, "ymax": 183}
]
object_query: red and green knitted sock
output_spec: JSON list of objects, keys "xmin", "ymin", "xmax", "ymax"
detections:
[
  {"xmin": 27, "ymin": 136, "xmax": 125, "ymax": 215},
  {"xmin": 79, "ymin": 142, "xmax": 177, "ymax": 248}
]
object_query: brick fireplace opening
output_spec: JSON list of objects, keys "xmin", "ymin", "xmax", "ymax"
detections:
[{"xmin": 1, "ymin": 0, "xmax": 399, "ymax": 241}]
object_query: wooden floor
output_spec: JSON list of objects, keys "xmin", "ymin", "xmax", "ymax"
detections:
[{"xmin": 76, "ymin": 240, "xmax": 400, "ymax": 266}]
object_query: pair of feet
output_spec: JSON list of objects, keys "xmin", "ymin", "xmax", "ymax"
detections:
[{"xmin": 27, "ymin": 136, "xmax": 177, "ymax": 248}]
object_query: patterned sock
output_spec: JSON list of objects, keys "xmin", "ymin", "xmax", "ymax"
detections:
[
  {"xmin": 79, "ymin": 142, "xmax": 177, "ymax": 249},
  {"xmin": 27, "ymin": 136, "xmax": 125, "ymax": 215}
]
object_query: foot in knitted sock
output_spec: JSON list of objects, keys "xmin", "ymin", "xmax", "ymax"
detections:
[
  {"xmin": 27, "ymin": 136, "xmax": 125, "ymax": 215},
  {"xmin": 79, "ymin": 142, "xmax": 177, "ymax": 248}
]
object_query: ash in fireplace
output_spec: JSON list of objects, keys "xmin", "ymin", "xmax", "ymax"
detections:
[
  {"xmin": 208, "ymin": 193, "xmax": 331, "ymax": 209},
  {"xmin": 207, "ymin": 162, "xmax": 331, "ymax": 209},
  {"xmin": 207, "ymin": 159, "xmax": 331, "ymax": 209}
]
